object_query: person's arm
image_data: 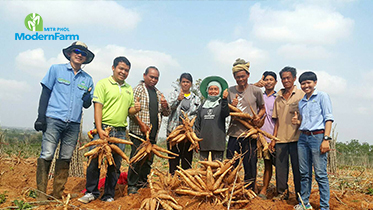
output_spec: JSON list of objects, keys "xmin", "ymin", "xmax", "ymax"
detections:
[
  {"xmin": 221, "ymin": 89, "xmax": 230, "ymax": 118},
  {"xmin": 269, "ymin": 119, "xmax": 279, "ymax": 152},
  {"xmin": 128, "ymin": 97, "xmax": 141, "ymax": 115},
  {"xmin": 320, "ymin": 92, "xmax": 334, "ymax": 154},
  {"xmin": 169, "ymin": 89, "xmax": 183, "ymax": 111},
  {"xmin": 160, "ymin": 93, "xmax": 171, "ymax": 116},
  {"xmin": 34, "ymin": 84, "xmax": 51, "ymax": 132},
  {"xmin": 82, "ymin": 86, "xmax": 93, "ymax": 109},
  {"xmin": 252, "ymin": 104, "xmax": 265, "ymax": 126},
  {"xmin": 320, "ymin": 120, "xmax": 332, "ymax": 154},
  {"xmin": 195, "ymin": 106, "xmax": 202, "ymax": 137},
  {"xmin": 257, "ymin": 104, "xmax": 265, "ymax": 119},
  {"xmin": 94, "ymin": 102, "xmax": 108, "ymax": 139}
]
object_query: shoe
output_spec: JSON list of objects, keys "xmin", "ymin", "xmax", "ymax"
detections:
[
  {"xmin": 294, "ymin": 203, "xmax": 313, "ymax": 210},
  {"xmin": 127, "ymin": 187, "xmax": 138, "ymax": 195},
  {"xmin": 273, "ymin": 191, "xmax": 289, "ymax": 201},
  {"xmin": 103, "ymin": 197, "xmax": 114, "ymax": 202},
  {"xmin": 258, "ymin": 194, "xmax": 267, "ymax": 200},
  {"xmin": 78, "ymin": 193, "xmax": 96, "ymax": 204}
]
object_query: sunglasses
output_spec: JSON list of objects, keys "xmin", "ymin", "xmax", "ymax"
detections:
[{"xmin": 72, "ymin": 48, "xmax": 87, "ymax": 57}]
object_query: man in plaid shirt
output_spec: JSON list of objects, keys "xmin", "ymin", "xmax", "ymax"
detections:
[{"xmin": 127, "ymin": 66, "xmax": 170, "ymax": 194}]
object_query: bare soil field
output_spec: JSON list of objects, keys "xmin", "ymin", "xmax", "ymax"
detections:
[{"xmin": 1, "ymin": 156, "xmax": 372, "ymax": 210}]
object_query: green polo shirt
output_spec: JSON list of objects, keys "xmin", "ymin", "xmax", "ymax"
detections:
[{"xmin": 93, "ymin": 76, "xmax": 134, "ymax": 127}]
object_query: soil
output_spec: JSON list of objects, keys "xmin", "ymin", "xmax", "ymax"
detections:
[{"xmin": 0, "ymin": 157, "xmax": 372, "ymax": 210}]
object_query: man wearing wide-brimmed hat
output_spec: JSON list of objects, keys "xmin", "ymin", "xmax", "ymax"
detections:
[
  {"xmin": 34, "ymin": 41, "xmax": 95, "ymax": 200},
  {"xmin": 226, "ymin": 58, "xmax": 266, "ymax": 191}
]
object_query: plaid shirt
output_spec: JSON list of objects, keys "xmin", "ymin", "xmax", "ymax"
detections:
[
  {"xmin": 166, "ymin": 89, "xmax": 201, "ymax": 135},
  {"xmin": 129, "ymin": 81, "xmax": 171, "ymax": 137}
]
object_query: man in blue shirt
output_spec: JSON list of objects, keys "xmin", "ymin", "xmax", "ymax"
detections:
[
  {"xmin": 292, "ymin": 71, "xmax": 334, "ymax": 210},
  {"xmin": 34, "ymin": 41, "xmax": 95, "ymax": 200}
]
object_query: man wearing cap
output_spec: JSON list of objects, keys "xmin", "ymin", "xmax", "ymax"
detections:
[
  {"xmin": 226, "ymin": 58, "xmax": 266, "ymax": 191},
  {"xmin": 34, "ymin": 41, "xmax": 95, "ymax": 200},
  {"xmin": 127, "ymin": 66, "xmax": 171, "ymax": 194}
]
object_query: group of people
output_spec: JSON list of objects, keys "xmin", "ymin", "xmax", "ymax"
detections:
[{"xmin": 34, "ymin": 41, "xmax": 334, "ymax": 210}]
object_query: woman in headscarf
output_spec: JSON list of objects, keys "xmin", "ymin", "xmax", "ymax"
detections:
[
  {"xmin": 196, "ymin": 76, "xmax": 229, "ymax": 161},
  {"xmin": 166, "ymin": 73, "xmax": 201, "ymax": 174}
]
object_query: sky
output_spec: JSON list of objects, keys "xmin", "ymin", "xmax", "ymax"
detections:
[{"xmin": 0, "ymin": 0, "xmax": 372, "ymax": 144}]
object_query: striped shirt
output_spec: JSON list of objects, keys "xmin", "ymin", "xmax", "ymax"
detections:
[{"xmin": 129, "ymin": 81, "xmax": 171, "ymax": 137}]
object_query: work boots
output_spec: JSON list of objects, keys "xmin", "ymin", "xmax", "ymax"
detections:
[
  {"xmin": 36, "ymin": 158, "xmax": 51, "ymax": 201},
  {"xmin": 52, "ymin": 159, "xmax": 70, "ymax": 199}
]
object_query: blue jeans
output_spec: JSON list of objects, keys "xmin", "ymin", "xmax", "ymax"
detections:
[
  {"xmin": 85, "ymin": 125, "xmax": 126, "ymax": 200},
  {"xmin": 40, "ymin": 117, "xmax": 80, "ymax": 160},
  {"xmin": 298, "ymin": 133, "xmax": 330, "ymax": 209}
]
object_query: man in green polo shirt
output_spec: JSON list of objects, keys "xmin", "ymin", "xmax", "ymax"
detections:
[{"xmin": 79, "ymin": 56, "xmax": 140, "ymax": 203}]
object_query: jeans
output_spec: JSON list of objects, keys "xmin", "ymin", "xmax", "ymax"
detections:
[
  {"xmin": 40, "ymin": 117, "xmax": 80, "ymax": 160},
  {"xmin": 298, "ymin": 133, "xmax": 330, "ymax": 209},
  {"xmin": 85, "ymin": 125, "xmax": 126, "ymax": 200},
  {"xmin": 226, "ymin": 136, "xmax": 257, "ymax": 190},
  {"xmin": 127, "ymin": 133, "xmax": 156, "ymax": 190},
  {"xmin": 275, "ymin": 142, "xmax": 301, "ymax": 197}
]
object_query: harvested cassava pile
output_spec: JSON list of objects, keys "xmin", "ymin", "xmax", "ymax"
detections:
[
  {"xmin": 140, "ymin": 171, "xmax": 183, "ymax": 210},
  {"xmin": 79, "ymin": 127, "xmax": 133, "ymax": 168},
  {"xmin": 229, "ymin": 104, "xmax": 279, "ymax": 151},
  {"xmin": 167, "ymin": 110, "xmax": 202, "ymax": 152},
  {"xmin": 146, "ymin": 152, "xmax": 257, "ymax": 209},
  {"xmin": 129, "ymin": 125, "xmax": 179, "ymax": 164}
]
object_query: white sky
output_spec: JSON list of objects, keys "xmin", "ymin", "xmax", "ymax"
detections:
[{"xmin": 0, "ymin": 0, "xmax": 372, "ymax": 144}]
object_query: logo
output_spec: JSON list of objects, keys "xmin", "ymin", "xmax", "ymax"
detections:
[
  {"xmin": 16, "ymin": 13, "xmax": 79, "ymax": 41},
  {"xmin": 25, "ymin": 13, "xmax": 43, "ymax": 31},
  {"xmin": 204, "ymin": 109, "xmax": 215, "ymax": 120}
]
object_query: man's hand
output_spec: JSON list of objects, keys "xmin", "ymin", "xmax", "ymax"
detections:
[
  {"xmin": 97, "ymin": 128, "xmax": 109, "ymax": 140},
  {"xmin": 269, "ymin": 140, "xmax": 276, "ymax": 152},
  {"xmin": 82, "ymin": 87, "xmax": 92, "ymax": 101},
  {"xmin": 34, "ymin": 116, "xmax": 46, "ymax": 132},
  {"xmin": 320, "ymin": 140, "xmax": 330, "ymax": 154},
  {"xmin": 291, "ymin": 111, "xmax": 300, "ymax": 125},
  {"xmin": 134, "ymin": 97, "xmax": 141, "ymax": 112},
  {"xmin": 222, "ymin": 89, "xmax": 228, "ymax": 99},
  {"xmin": 177, "ymin": 89, "xmax": 184, "ymax": 101},
  {"xmin": 161, "ymin": 94, "xmax": 168, "ymax": 109},
  {"xmin": 254, "ymin": 75, "xmax": 266, "ymax": 88},
  {"xmin": 252, "ymin": 115, "xmax": 261, "ymax": 126},
  {"xmin": 231, "ymin": 94, "xmax": 239, "ymax": 107}
]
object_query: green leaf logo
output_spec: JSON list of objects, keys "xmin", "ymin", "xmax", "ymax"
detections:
[{"xmin": 24, "ymin": 13, "xmax": 43, "ymax": 31}]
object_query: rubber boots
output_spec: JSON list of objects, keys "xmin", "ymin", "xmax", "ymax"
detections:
[
  {"xmin": 36, "ymin": 158, "xmax": 51, "ymax": 201},
  {"xmin": 52, "ymin": 159, "xmax": 70, "ymax": 199}
]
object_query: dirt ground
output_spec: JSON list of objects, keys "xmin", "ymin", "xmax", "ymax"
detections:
[{"xmin": 0, "ymin": 157, "xmax": 372, "ymax": 210}]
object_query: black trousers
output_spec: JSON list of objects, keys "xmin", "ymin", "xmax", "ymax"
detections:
[
  {"xmin": 275, "ymin": 142, "xmax": 301, "ymax": 196},
  {"xmin": 85, "ymin": 125, "xmax": 126, "ymax": 200},
  {"xmin": 226, "ymin": 136, "xmax": 257, "ymax": 190},
  {"xmin": 167, "ymin": 140, "xmax": 193, "ymax": 175},
  {"xmin": 127, "ymin": 134, "xmax": 155, "ymax": 189}
]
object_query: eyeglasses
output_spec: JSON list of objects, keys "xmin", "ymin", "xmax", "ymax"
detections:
[{"xmin": 72, "ymin": 48, "xmax": 87, "ymax": 57}]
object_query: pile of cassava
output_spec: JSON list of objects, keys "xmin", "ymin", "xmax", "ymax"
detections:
[
  {"xmin": 140, "ymin": 152, "xmax": 257, "ymax": 210},
  {"xmin": 166, "ymin": 111, "xmax": 202, "ymax": 152},
  {"xmin": 79, "ymin": 127, "xmax": 133, "ymax": 167},
  {"xmin": 229, "ymin": 104, "xmax": 279, "ymax": 151}
]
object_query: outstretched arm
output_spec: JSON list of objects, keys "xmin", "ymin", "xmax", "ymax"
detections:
[{"xmin": 34, "ymin": 84, "xmax": 51, "ymax": 132}]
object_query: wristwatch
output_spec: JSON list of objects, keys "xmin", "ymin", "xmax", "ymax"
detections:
[{"xmin": 323, "ymin": 136, "xmax": 332, "ymax": 141}]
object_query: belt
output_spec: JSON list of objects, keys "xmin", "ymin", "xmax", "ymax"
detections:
[
  {"xmin": 102, "ymin": 124, "xmax": 126, "ymax": 132},
  {"xmin": 301, "ymin": 130, "xmax": 324, "ymax": 136}
]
